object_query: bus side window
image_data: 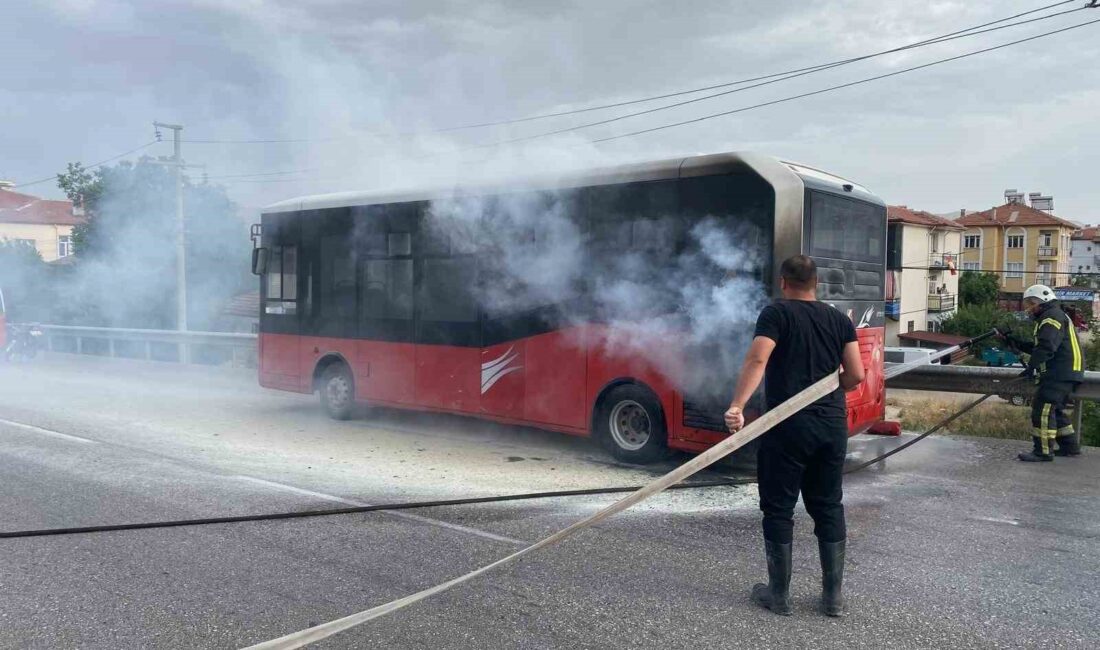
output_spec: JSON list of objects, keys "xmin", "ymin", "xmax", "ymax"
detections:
[
  {"xmin": 420, "ymin": 257, "xmax": 478, "ymax": 323},
  {"xmin": 360, "ymin": 232, "xmax": 414, "ymax": 322},
  {"xmin": 264, "ymin": 246, "xmax": 298, "ymax": 315},
  {"xmin": 320, "ymin": 235, "xmax": 356, "ymax": 327}
]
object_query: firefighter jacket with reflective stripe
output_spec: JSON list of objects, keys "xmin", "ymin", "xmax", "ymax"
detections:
[{"xmin": 1013, "ymin": 301, "xmax": 1085, "ymax": 383}]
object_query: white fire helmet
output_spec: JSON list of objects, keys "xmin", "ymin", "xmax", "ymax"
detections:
[{"xmin": 1023, "ymin": 284, "xmax": 1055, "ymax": 303}]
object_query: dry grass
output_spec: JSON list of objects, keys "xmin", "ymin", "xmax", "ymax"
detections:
[{"xmin": 892, "ymin": 397, "xmax": 1032, "ymax": 441}]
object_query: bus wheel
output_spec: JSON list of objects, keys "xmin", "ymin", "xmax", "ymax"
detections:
[
  {"xmin": 597, "ymin": 385, "xmax": 668, "ymax": 464},
  {"xmin": 320, "ymin": 363, "xmax": 355, "ymax": 420}
]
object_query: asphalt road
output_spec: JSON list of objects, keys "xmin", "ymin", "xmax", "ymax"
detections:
[{"xmin": 0, "ymin": 354, "xmax": 1097, "ymax": 649}]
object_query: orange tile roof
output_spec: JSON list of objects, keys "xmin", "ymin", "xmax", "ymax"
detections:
[
  {"xmin": 887, "ymin": 205, "xmax": 965, "ymax": 230},
  {"xmin": 0, "ymin": 189, "xmax": 81, "ymax": 226},
  {"xmin": 1073, "ymin": 226, "xmax": 1100, "ymax": 241},
  {"xmin": 956, "ymin": 202, "xmax": 1077, "ymax": 229}
]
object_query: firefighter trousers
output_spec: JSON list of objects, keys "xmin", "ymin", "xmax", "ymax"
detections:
[
  {"xmin": 1030, "ymin": 380, "xmax": 1076, "ymax": 455},
  {"xmin": 757, "ymin": 411, "xmax": 847, "ymax": 545}
]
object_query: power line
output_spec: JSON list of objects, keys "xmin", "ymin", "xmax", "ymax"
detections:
[
  {"xmin": 11, "ymin": 141, "xmax": 162, "ymax": 190},
  {"xmin": 587, "ymin": 17, "xmax": 1100, "ymax": 145},
  {"xmin": 208, "ymin": 13, "xmax": 1100, "ymax": 186},
  {"xmin": 181, "ymin": 0, "xmax": 1083, "ymax": 147},
  {"xmin": 469, "ymin": 6, "xmax": 1092, "ymax": 151}
]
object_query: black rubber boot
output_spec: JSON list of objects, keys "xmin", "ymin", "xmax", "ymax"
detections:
[
  {"xmin": 819, "ymin": 539, "xmax": 846, "ymax": 617},
  {"xmin": 1054, "ymin": 432, "xmax": 1081, "ymax": 457},
  {"xmin": 1018, "ymin": 436, "xmax": 1053, "ymax": 462},
  {"xmin": 751, "ymin": 540, "xmax": 792, "ymax": 616}
]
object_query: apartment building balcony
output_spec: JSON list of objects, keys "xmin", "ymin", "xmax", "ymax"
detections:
[
  {"xmin": 927, "ymin": 293, "xmax": 956, "ymax": 312},
  {"xmin": 885, "ymin": 300, "xmax": 901, "ymax": 321},
  {"xmin": 928, "ymin": 253, "xmax": 958, "ymax": 270},
  {"xmin": 1037, "ymin": 246, "xmax": 1058, "ymax": 258}
]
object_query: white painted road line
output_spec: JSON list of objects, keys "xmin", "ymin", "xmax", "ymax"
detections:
[
  {"xmin": 0, "ymin": 418, "xmax": 97, "ymax": 444},
  {"xmin": 234, "ymin": 476, "xmax": 526, "ymax": 546}
]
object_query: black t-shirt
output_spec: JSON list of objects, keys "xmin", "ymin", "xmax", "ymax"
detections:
[{"xmin": 753, "ymin": 299, "xmax": 857, "ymax": 417}]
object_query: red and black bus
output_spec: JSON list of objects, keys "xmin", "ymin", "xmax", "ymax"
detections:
[{"xmin": 254, "ymin": 152, "xmax": 887, "ymax": 463}]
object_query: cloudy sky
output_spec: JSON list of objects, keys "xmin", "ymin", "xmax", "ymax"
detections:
[{"xmin": 2, "ymin": 0, "xmax": 1099, "ymax": 221}]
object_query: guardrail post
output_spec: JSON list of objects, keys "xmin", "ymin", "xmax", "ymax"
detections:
[
  {"xmin": 1074, "ymin": 400, "xmax": 1084, "ymax": 451},
  {"xmin": 144, "ymin": 341, "xmax": 152, "ymax": 361},
  {"xmin": 108, "ymin": 338, "xmax": 116, "ymax": 358},
  {"xmin": 76, "ymin": 336, "xmax": 83, "ymax": 355},
  {"xmin": 180, "ymin": 342, "xmax": 190, "ymax": 365}
]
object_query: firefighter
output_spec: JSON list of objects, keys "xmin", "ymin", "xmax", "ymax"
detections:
[
  {"xmin": 1002, "ymin": 284, "xmax": 1084, "ymax": 461},
  {"xmin": 725, "ymin": 255, "xmax": 866, "ymax": 616}
]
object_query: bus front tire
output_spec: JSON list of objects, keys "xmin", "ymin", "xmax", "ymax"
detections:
[
  {"xmin": 597, "ymin": 385, "xmax": 669, "ymax": 464},
  {"xmin": 320, "ymin": 364, "xmax": 355, "ymax": 420}
]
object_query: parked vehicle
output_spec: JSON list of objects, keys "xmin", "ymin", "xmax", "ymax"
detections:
[{"xmin": 981, "ymin": 347, "xmax": 1021, "ymax": 367}]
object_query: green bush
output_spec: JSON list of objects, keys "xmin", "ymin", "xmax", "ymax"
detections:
[
  {"xmin": 1082, "ymin": 401, "xmax": 1100, "ymax": 447},
  {"xmin": 940, "ymin": 304, "xmax": 1028, "ymax": 355}
]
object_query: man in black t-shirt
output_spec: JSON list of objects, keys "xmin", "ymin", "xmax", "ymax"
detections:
[{"xmin": 725, "ymin": 255, "xmax": 865, "ymax": 617}]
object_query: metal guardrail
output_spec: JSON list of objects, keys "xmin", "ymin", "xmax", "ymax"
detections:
[
  {"xmin": 886, "ymin": 364, "xmax": 1100, "ymax": 401},
  {"xmin": 887, "ymin": 364, "xmax": 1100, "ymax": 441},
  {"xmin": 34, "ymin": 324, "xmax": 256, "ymax": 366}
]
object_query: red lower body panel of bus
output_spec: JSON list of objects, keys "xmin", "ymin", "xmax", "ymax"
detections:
[{"xmin": 258, "ymin": 324, "xmax": 885, "ymax": 453}]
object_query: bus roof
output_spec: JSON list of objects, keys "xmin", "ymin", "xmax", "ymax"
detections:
[{"xmin": 260, "ymin": 151, "xmax": 881, "ymax": 214}]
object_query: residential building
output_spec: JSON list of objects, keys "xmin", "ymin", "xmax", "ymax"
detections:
[
  {"xmin": 956, "ymin": 190, "xmax": 1077, "ymax": 294},
  {"xmin": 1070, "ymin": 226, "xmax": 1100, "ymax": 284},
  {"xmin": 885, "ymin": 205, "xmax": 964, "ymax": 346},
  {"xmin": 0, "ymin": 181, "xmax": 82, "ymax": 262}
]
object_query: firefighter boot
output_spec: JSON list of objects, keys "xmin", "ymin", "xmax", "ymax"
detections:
[
  {"xmin": 751, "ymin": 540, "xmax": 792, "ymax": 616},
  {"xmin": 1017, "ymin": 436, "xmax": 1053, "ymax": 462},
  {"xmin": 819, "ymin": 539, "xmax": 846, "ymax": 617},
  {"xmin": 1054, "ymin": 428, "xmax": 1081, "ymax": 457}
]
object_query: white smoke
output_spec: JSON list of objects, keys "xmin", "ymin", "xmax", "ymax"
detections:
[{"xmin": 424, "ymin": 188, "xmax": 770, "ymax": 400}]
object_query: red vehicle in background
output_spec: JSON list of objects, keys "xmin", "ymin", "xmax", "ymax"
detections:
[{"xmin": 252, "ymin": 152, "xmax": 887, "ymax": 463}]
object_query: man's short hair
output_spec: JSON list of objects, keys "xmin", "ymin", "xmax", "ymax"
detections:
[{"xmin": 780, "ymin": 255, "xmax": 817, "ymax": 290}]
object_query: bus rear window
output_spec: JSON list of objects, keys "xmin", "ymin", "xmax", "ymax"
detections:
[{"xmin": 809, "ymin": 192, "xmax": 885, "ymax": 263}]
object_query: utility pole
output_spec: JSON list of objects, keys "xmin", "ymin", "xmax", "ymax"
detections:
[{"xmin": 153, "ymin": 122, "xmax": 187, "ymax": 342}]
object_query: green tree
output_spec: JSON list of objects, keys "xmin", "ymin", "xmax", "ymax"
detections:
[
  {"xmin": 958, "ymin": 271, "xmax": 1000, "ymax": 307},
  {"xmin": 1071, "ymin": 275, "xmax": 1091, "ymax": 288},
  {"xmin": 939, "ymin": 303, "xmax": 1026, "ymax": 354},
  {"xmin": 57, "ymin": 162, "xmax": 106, "ymax": 255},
  {"xmin": 53, "ymin": 158, "xmax": 251, "ymax": 330},
  {"xmin": 0, "ymin": 241, "xmax": 53, "ymax": 322}
]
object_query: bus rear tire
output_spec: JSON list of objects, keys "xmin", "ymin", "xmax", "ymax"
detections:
[
  {"xmin": 320, "ymin": 363, "xmax": 355, "ymax": 420},
  {"xmin": 596, "ymin": 384, "xmax": 669, "ymax": 464}
]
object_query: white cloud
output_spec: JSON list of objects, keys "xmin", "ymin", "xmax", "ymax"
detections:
[{"xmin": 2, "ymin": 0, "xmax": 1099, "ymax": 221}]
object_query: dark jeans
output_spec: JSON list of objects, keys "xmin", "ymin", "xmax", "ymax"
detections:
[{"xmin": 757, "ymin": 411, "xmax": 847, "ymax": 544}]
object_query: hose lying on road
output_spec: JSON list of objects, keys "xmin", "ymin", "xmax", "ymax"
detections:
[
  {"xmin": 242, "ymin": 372, "xmax": 845, "ymax": 650},
  {"xmin": 0, "ymin": 389, "xmax": 998, "ymax": 541}
]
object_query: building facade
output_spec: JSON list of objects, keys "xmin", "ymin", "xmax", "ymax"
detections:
[
  {"xmin": 0, "ymin": 182, "xmax": 81, "ymax": 262},
  {"xmin": 956, "ymin": 191, "xmax": 1076, "ymax": 294},
  {"xmin": 1070, "ymin": 226, "xmax": 1099, "ymax": 285},
  {"xmin": 885, "ymin": 205, "xmax": 964, "ymax": 346}
]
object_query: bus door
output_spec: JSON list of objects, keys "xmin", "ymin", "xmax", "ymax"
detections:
[
  {"xmin": 301, "ymin": 208, "xmax": 360, "ymax": 392},
  {"xmin": 357, "ymin": 204, "xmax": 416, "ymax": 405},
  {"xmin": 258, "ymin": 214, "xmax": 302, "ymax": 390},
  {"xmin": 415, "ymin": 217, "xmax": 481, "ymax": 413}
]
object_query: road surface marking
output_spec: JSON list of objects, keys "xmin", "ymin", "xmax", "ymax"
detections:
[
  {"xmin": 234, "ymin": 476, "xmax": 525, "ymax": 546},
  {"xmin": 975, "ymin": 516, "xmax": 1021, "ymax": 526},
  {"xmin": 0, "ymin": 418, "xmax": 97, "ymax": 444}
]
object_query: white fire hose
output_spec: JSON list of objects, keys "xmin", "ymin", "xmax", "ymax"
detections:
[
  {"xmin": 245, "ymin": 331, "xmax": 999, "ymax": 648},
  {"xmin": 243, "ymin": 371, "xmax": 840, "ymax": 649}
]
